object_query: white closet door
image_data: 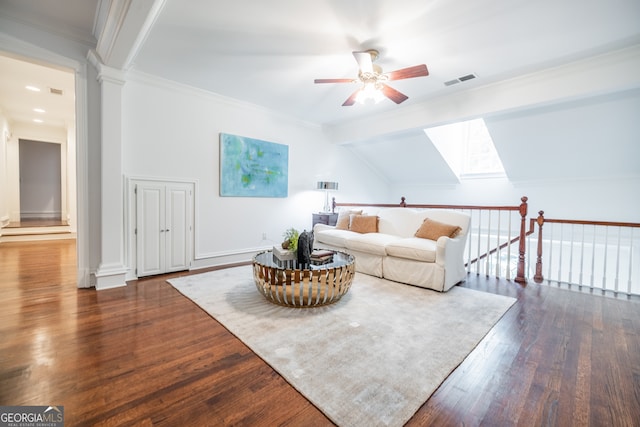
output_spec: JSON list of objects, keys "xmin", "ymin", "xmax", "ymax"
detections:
[
  {"xmin": 136, "ymin": 183, "xmax": 165, "ymax": 277},
  {"xmin": 135, "ymin": 180, "xmax": 193, "ymax": 277}
]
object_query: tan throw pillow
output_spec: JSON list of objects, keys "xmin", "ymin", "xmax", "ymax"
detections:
[
  {"xmin": 415, "ymin": 218, "xmax": 462, "ymax": 240},
  {"xmin": 350, "ymin": 215, "xmax": 379, "ymax": 233},
  {"xmin": 335, "ymin": 210, "xmax": 362, "ymax": 230}
]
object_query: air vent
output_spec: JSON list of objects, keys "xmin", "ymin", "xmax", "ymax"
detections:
[
  {"xmin": 49, "ymin": 87, "xmax": 64, "ymax": 95},
  {"xmin": 443, "ymin": 73, "xmax": 477, "ymax": 87}
]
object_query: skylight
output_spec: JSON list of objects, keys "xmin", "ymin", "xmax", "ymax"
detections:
[{"xmin": 424, "ymin": 118, "xmax": 505, "ymax": 179}]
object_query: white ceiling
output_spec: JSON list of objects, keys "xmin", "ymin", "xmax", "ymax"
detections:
[
  {"xmin": 2, "ymin": 0, "xmax": 640, "ymax": 128},
  {"xmin": 0, "ymin": 54, "xmax": 76, "ymax": 128},
  {"xmin": 0, "ymin": 0, "xmax": 639, "ymax": 184},
  {"xmin": 133, "ymin": 0, "xmax": 640, "ymax": 125}
]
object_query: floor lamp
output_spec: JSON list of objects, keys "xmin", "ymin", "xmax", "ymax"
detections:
[{"xmin": 317, "ymin": 181, "xmax": 338, "ymax": 213}]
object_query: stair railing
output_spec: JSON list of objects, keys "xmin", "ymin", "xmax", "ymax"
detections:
[{"xmin": 531, "ymin": 212, "xmax": 640, "ymax": 295}]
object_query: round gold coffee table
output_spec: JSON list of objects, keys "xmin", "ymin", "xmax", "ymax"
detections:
[{"xmin": 252, "ymin": 250, "xmax": 355, "ymax": 307}]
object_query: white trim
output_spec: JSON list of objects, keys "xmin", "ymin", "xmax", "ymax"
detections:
[
  {"xmin": 190, "ymin": 248, "xmax": 267, "ymax": 271},
  {"xmin": 94, "ymin": 263, "xmax": 128, "ymax": 290},
  {"xmin": 74, "ymin": 61, "xmax": 90, "ymax": 288},
  {"xmin": 94, "ymin": 0, "xmax": 166, "ymax": 70},
  {"xmin": 195, "ymin": 245, "xmax": 272, "ymax": 261}
]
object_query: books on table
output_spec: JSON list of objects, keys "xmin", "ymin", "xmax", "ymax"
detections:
[{"xmin": 310, "ymin": 249, "xmax": 335, "ymax": 265}]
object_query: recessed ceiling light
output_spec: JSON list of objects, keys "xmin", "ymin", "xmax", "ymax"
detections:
[
  {"xmin": 34, "ymin": 108, "xmax": 46, "ymax": 113},
  {"xmin": 33, "ymin": 119, "xmax": 43, "ymax": 123},
  {"xmin": 26, "ymin": 85, "xmax": 41, "ymax": 92}
]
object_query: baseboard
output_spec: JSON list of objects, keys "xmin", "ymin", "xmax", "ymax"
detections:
[
  {"xmin": 20, "ymin": 212, "xmax": 62, "ymax": 220},
  {"xmin": 0, "ymin": 232, "xmax": 76, "ymax": 243}
]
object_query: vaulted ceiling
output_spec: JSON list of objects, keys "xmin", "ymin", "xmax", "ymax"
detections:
[{"xmin": 1, "ymin": 0, "xmax": 639, "ymax": 184}]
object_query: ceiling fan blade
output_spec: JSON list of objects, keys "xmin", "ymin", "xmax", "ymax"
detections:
[
  {"xmin": 342, "ymin": 89, "xmax": 361, "ymax": 106},
  {"xmin": 380, "ymin": 84, "xmax": 409, "ymax": 104},
  {"xmin": 386, "ymin": 64, "xmax": 429, "ymax": 81},
  {"xmin": 314, "ymin": 78, "xmax": 355, "ymax": 84},
  {"xmin": 352, "ymin": 51, "xmax": 373, "ymax": 73}
]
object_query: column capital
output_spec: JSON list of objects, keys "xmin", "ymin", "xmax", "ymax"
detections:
[{"xmin": 87, "ymin": 50, "xmax": 126, "ymax": 86}]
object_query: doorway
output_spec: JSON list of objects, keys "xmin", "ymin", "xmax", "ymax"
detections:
[
  {"xmin": 19, "ymin": 139, "xmax": 63, "ymax": 222},
  {"xmin": 0, "ymin": 53, "xmax": 77, "ymax": 266}
]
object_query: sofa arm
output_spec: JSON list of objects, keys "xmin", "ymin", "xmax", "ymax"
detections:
[
  {"xmin": 436, "ymin": 235, "xmax": 468, "ymax": 289},
  {"xmin": 313, "ymin": 223, "xmax": 334, "ymax": 234},
  {"xmin": 435, "ymin": 236, "xmax": 466, "ymax": 266}
]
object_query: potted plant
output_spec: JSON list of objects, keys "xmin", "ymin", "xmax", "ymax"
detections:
[{"xmin": 281, "ymin": 228, "xmax": 299, "ymax": 252}]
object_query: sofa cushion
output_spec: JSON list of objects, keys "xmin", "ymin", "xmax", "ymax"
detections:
[
  {"xmin": 385, "ymin": 237, "xmax": 438, "ymax": 262},
  {"xmin": 422, "ymin": 210, "xmax": 470, "ymax": 238},
  {"xmin": 314, "ymin": 229, "xmax": 358, "ymax": 248},
  {"xmin": 335, "ymin": 209, "xmax": 362, "ymax": 230},
  {"xmin": 350, "ymin": 215, "xmax": 379, "ymax": 233},
  {"xmin": 345, "ymin": 233, "xmax": 400, "ymax": 256},
  {"xmin": 415, "ymin": 218, "xmax": 462, "ymax": 240},
  {"xmin": 377, "ymin": 208, "xmax": 426, "ymax": 237}
]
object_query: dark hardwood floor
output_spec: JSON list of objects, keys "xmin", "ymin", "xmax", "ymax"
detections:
[{"xmin": 1, "ymin": 240, "xmax": 638, "ymax": 426}]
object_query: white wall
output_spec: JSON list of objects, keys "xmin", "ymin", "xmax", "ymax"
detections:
[
  {"xmin": 394, "ymin": 175, "xmax": 640, "ymax": 223},
  {"xmin": 122, "ymin": 74, "xmax": 389, "ymax": 270}
]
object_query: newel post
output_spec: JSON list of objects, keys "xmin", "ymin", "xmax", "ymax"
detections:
[
  {"xmin": 515, "ymin": 196, "xmax": 528, "ymax": 284},
  {"xmin": 534, "ymin": 211, "xmax": 545, "ymax": 283}
]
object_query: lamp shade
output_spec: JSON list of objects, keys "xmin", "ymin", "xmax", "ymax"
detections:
[{"xmin": 317, "ymin": 181, "xmax": 338, "ymax": 190}]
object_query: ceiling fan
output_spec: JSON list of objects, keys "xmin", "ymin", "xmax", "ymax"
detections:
[{"xmin": 314, "ymin": 49, "xmax": 429, "ymax": 106}]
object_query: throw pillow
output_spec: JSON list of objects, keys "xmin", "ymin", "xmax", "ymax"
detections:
[
  {"xmin": 415, "ymin": 218, "xmax": 462, "ymax": 240},
  {"xmin": 350, "ymin": 215, "xmax": 379, "ymax": 233},
  {"xmin": 335, "ymin": 209, "xmax": 362, "ymax": 230}
]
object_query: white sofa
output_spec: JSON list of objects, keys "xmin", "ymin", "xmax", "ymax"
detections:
[{"xmin": 313, "ymin": 207, "xmax": 471, "ymax": 292}]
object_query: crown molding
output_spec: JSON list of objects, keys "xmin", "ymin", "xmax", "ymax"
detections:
[{"xmin": 126, "ymin": 69, "xmax": 323, "ymax": 131}]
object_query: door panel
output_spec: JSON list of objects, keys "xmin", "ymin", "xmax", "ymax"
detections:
[
  {"xmin": 136, "ymin": 184, "xmax": 164, "ymax": 277},
  {"xmin": 165, "ymin": 185, "xmax": 190, "ymax": 272}
]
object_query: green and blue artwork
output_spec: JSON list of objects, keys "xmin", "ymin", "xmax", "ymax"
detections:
[{"xmin": 220, "ymin": 133, "xmax": 289, "ymax": 197}]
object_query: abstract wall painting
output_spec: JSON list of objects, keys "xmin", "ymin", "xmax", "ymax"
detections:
[{"xmin": 219, "ymin": 133, "xmax": 289, "ymax": 197}]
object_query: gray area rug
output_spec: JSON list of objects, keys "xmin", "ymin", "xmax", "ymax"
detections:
[{"xmin": 168, "ymin": 266, "xmax": 515, "ymax": 427}]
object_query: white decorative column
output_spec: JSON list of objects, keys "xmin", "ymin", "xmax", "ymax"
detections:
[{"xmin": 91, "ymin": 52, "xmax": 128, "ymax": 289}]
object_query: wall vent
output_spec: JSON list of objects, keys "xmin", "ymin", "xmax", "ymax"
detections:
[
  {"xmin": 443, "ymin": 73, "xmax": 477, "ymax": 86},
  {"xmin": 49, "ymin": 87, "xmax": 64, "ymax": 95}
]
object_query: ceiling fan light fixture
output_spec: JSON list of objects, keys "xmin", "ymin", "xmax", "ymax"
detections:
[
  {"xmin": 356, "ymin": 82, "xmax": 384, "ymax": 105},
  {"xmin": 315, "ymin": 49, "xmax": 428, "ymax": 106}
]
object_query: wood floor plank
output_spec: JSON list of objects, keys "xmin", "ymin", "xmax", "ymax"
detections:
[{"xmin": 1, "ymin": 240, "xmax": 639, "ymax": 426}]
